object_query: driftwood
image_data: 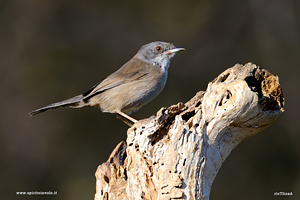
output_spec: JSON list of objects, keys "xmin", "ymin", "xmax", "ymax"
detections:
[{"xmin": 94, "ymin": 63, "xmax": 284, "ymax": 200}]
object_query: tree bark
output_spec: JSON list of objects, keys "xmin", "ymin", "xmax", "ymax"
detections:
[{"xmin": 94, "ymin": 63, "xmax": 284, "ymax": 200}]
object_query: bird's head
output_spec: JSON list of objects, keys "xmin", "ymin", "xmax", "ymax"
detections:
[{"xmin": 136, "ymin": 41, "xmax": 185, "ymax": 69}]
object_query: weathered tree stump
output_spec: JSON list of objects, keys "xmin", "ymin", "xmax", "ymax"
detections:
[{"xmin": 94, "ymin": 63, "xmax": 284, "ymax": 200}]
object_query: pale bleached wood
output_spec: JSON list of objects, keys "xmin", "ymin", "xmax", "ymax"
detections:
[{"xmin": 94, "ymin": 63, "xmax": 284, "ymax": 200}]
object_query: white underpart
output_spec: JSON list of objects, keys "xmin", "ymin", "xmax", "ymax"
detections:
[{"xmin": 153, "ymin": 54, "xmax": 171, "ymax": 73}]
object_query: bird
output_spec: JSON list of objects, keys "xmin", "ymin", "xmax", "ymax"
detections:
[{"xmin": 29, "ymin": 41, "xmax": 185, "ymax": 126}]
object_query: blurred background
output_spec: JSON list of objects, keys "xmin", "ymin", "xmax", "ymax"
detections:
[{"xmin": 1, "ymin": 0, "xmax": 299, "ymax": 199}]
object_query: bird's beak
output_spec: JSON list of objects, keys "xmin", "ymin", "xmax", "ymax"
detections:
[{"xmin": 163, "ymin": 47, "xmax": 185, "ymax": 55}]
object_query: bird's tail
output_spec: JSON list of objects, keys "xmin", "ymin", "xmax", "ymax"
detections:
[{"xmin": 29, "ymin": 95, "xmax": 85, "ymax": 116}]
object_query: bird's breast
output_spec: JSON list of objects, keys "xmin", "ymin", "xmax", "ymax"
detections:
[{"xmin": 119, "ymin": 68, "xmax": 167, "ymax": 113}]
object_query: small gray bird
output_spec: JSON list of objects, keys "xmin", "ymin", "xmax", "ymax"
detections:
[{"xmin": 29, "ymin": 41, "xmax": 184, "ymax": 126}]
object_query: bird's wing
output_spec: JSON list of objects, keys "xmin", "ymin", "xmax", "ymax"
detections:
[{"xmin": 82, "ymin": 58, "xmax": 151, "ymax": 101}]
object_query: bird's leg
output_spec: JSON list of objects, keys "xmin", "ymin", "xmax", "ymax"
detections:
[
  {"xmin": 116, "ymin": 114, "xmax": 134, "ymax": 127},
  {"xmin": 115, "ymin": 110, "xmax": 138, "ymax": 127}
]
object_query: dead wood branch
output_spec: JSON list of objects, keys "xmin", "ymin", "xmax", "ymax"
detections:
[{"xmin": 94, "ymin": 63, "xmax": 284, "ymax": 200}]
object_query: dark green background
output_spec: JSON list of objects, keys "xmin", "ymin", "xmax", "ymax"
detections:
[{"xmin": 1, "ymin": 0, "xmax": 299, "ymax": 199}]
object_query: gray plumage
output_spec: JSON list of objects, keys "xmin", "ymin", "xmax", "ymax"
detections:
[{"xmin": 29, "ymin": 41, "xmax": 184, "ymax": 123}]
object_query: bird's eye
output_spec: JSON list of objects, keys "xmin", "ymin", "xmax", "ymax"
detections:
[{"xmin": 155, "ymin": 46, "xmax": 162, "ymax": 52}]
